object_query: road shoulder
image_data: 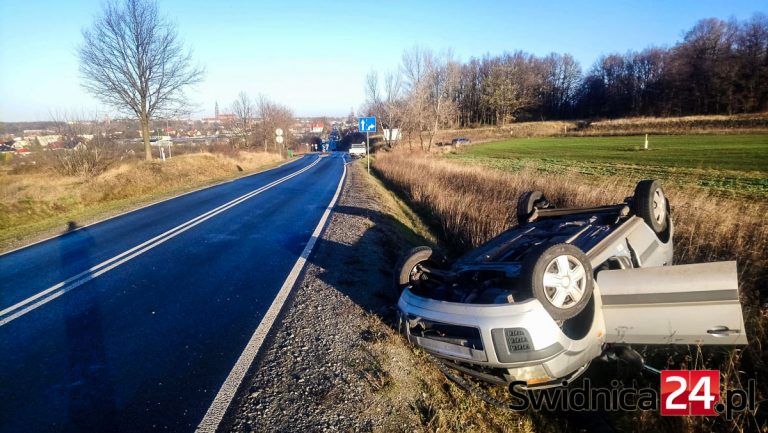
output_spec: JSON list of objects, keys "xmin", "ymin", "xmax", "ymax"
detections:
[{"xmin": 225, "ymin": 161, "xmax": 527, "ymax": 432}]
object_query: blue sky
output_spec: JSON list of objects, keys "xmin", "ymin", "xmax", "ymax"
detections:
[{"xmin": 0, "ymin": 0, "xmax": 763, "ymax": 121}]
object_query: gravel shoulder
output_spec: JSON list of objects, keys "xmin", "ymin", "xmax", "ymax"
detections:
[{"xmin": 223, "ymin": 161, "xmax": 529, "ymax": 433}]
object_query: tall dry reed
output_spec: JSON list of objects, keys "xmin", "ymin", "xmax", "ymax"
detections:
[{"xmin": 373, "ymin": 151, "xmax": 767, "ymax": 431}]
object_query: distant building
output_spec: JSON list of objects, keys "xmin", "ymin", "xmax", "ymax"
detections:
[
  {"xmin": 202, "ymin": 113, "xmax": 236, "ymax": 124},
  {"xmin": 11, "ymin": 140, "xmax": 30, "ymax": 150},
  {"xmin": 23, "ymin": 129, "xmax": 53, "ymax": 137},
  {"xmin": 37, "ymin": 135, "xmax": 63, "ymax": 147},
  {"xmin": 310, "ymin": 121, "xmax": 324, "ymax": 134}
]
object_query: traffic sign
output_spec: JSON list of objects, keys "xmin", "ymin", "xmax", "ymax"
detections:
[
  {"xmin": 276, "ymin": 135, "xmax": 284, "ymax": 144},
  {"xmin": 275, "ymin": 128, "xmax": 283, "ymax": 136},
  {"xmin": 358, "ymin": 117, "xmax": 376, "ymax": 133}
]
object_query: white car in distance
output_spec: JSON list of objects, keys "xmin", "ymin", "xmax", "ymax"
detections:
[{"xmin": 349, "ymin": 143, "xmax": 367, "ymax": 158}]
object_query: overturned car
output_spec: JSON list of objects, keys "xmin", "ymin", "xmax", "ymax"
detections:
[{"xmin": 396, "ymin": 180, "xmax": 747, "ymax": 388}]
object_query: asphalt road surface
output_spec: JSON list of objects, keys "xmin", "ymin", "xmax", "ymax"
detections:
[{"xmin": 0, "ymin": 153, "xmax": 346, "ymax": 433}]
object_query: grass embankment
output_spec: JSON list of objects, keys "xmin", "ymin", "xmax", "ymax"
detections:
[
  {"xmin": 449, "ymin": 134, "xmax": 768, "ymax": 199},
  {"xmin": 0, "ymin": 151, "xmax": 284, "ymax": 251},
  {"xmin": 359, "ymin": 162, "xmax": 537, "ymax": 432},
  {"xmin": 372, "ymin": 152, "xmax": 767, "ymax": 432}
]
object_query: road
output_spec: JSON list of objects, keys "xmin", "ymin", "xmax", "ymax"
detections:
[{"xmin": 0, "ymin": 153, "xmax": 346, "ymax": 433}]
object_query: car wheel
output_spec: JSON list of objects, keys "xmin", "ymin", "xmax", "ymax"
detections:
[
  {"xmin": 516, "ymin": 190, "xmax": 550, "ymax": 223},
  {"xmin": 633, "ymin": 180, "xmax": 669, "ymax": 234},
  {"xmin": 519, "ymin": 243, "xmax": 594, "ymax": 321},
  {"xmin": 395, "ymin": 246, "xmax": 446, "ymax": 294}
]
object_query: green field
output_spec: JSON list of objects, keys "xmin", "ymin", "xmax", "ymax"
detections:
[{"xmin": 448, "ymin": 134, "xmax": 768, "ymax": 199}]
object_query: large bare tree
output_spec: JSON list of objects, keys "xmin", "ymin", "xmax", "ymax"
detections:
[
  {"xmin": 232, "ymin": 91, "xmax": 254, "ymax": 148},
  {"xmin": 78, "ymin": 0, "xmax": 203, "ymax": 160}
]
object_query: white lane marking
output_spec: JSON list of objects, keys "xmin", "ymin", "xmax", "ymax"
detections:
[
  {"xmin": 0, "ymin": 156, "xmax": 305, "ymax": 257},
  {"xmin": 0, "ymin": 157, "xmax": 323, "ymax": 327},
  {"xmin": 195, "ymin": 158, "xmax": 347, "ymax": 433}
]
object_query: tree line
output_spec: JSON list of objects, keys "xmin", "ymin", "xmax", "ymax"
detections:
[{"xmin": 364, "ymin": 15, "xmax": 768, "ymax": 150}]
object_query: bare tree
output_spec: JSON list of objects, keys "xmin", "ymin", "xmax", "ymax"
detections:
[
  {"xmin": 255, "ymin": 94, "xmax": 295, "ymax": 154},
  {"xmin": 232, "ymin": 91, "xmax": 254, "ymax": 148},
  {"xmin": 381, "ymin": 71, "xmax": 404, "ymax": 148},
  {"xmin": 401, "ymin": 47, "xmax": 429, "ymax": 150},
  {"xmin": 78, "ymin": 0, "xmax": 203, "ymax": 161},
  {"xmin": 365, "ymin": 69, "xmax": 405, "ymax": 149}
]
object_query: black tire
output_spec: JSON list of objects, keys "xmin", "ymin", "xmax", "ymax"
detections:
[
  {"xmin": 519, "ymin": 243, "xmax": 593, "ymax": 321},
  {"xmin": 633, "ymin": 180, "xmax": 669, "ymax": 234},
  {"xmin": 395, "ymin": 246, "xmax": 446, "ymax": 294},
  {"xmin": 517, "ymin": 190, "xmax": 549, "ymax": 223}
]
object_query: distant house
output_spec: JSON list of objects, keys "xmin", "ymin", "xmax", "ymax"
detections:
[
  {"xmin": 218, "ymin": 114, "xmax": 236, "ymax": 123},
  {"xmin": 37, "ymin": 135, "xmax": 63, "ymax": 148},
  {"xmin": 11, "ymin": 140, "xmax": 30, "ymax": 150},
  {"xmin": 310, "ymin": 122, "xmax": 324, "ymax": 134},
  {"xmin": 22, "ymin": 129, "xmax": 53, "ymax": 137}
]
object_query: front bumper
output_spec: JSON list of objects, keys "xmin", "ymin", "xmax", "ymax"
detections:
[{"xmin": 398, "ymin": 288, "xmax": 605, "ymax": 385}]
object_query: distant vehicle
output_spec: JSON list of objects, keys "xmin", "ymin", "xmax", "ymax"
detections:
[
  {"xmin": 396, "ymin": 180, "xmax": 747, "ymax": 388},
  {"xmin": 349, "ymin": 143, "xmax": 367, "ymax": 158},
  {"xmin": 451, "ymin": 137, "xmax": 471, "ymax": 146}
]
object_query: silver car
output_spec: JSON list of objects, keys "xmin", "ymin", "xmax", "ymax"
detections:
[{"xmin": 396, "ymin": 180, "xmax": 747, "ymax": 388}]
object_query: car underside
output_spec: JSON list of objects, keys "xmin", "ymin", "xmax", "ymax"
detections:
[{"xmin": 395, "ymin": 180, "xmax": 747, "ymax": 388}]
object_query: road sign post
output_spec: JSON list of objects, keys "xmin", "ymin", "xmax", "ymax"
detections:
[
  {"xmin": 358, "ymin": 117, "xmax": 376, "ymax": 174},
  {"xmin": 275, "ymin": 128, "xmax": 284, "ymax": 156}
]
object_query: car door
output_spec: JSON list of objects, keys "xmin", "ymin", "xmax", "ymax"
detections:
[{"xmin": 596, "ymin": 261, "xmax": 747, "ymax": 345}]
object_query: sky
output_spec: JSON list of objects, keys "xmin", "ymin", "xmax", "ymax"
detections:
[{"xmin": 0, "ymin": 0, "xmax": 764, "ymax": 121}]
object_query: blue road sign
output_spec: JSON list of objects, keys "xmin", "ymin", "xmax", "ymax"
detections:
[{"xmin": 358, "ymin": 117, "xmax": 376, "ymax": 133}]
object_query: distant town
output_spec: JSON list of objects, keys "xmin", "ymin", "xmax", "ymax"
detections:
[{"xmin": 0, "ymin": 108, "xmax": 362, "ymax": 158}]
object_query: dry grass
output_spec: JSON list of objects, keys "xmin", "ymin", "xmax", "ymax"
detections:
[
  {"xmin": 355, "ymin": 166, "xmax": 536, "ymax": 432},
  {"xmin": 373, "ymin": 151, "xmax": 768, "ymax": 432},
  {"xmin": 0, "ymin": 151, "xmax": 284, "ymax": 250},
  {"xmin": 579, "ymin": 113, "xmax": 768, "ymax": 137},
  {"xmin": 402, "ymin": 113, "xmax": 768, "ymax": 150}
]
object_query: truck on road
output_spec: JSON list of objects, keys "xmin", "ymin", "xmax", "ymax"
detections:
[{"xmin": 349, "ymin": 143, "xmax": 366, "ymax": 158}]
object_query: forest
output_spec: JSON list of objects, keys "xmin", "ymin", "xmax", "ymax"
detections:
[{"xmin": 364, "ymin": 15, "xmax": 768, "ymax": 137}]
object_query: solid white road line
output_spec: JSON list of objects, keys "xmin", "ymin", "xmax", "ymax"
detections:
[
  {"xmin": 195, "ymin": 159, "xmax": 347, "ymax": 433},
  {"xmin": 0, "ymin": 157, "xmax": 323, "ymax": 327}
]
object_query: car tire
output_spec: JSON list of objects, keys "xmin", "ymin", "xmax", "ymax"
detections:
[
  {"xmin": 519, "ymin": 243, "xmax": 594, "ymax": 321},
  {"xmin": 395, "ymin": 246, "xmax": 446, "ymax": 294},
  {"xmin": 633, "ymin": 180, "xmax": 669, "ymax": 234},
  {"xmin": 517, "ymin": 190, "xmax": 549, "ymax": 223}
]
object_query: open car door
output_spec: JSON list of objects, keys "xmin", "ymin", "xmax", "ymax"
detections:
[{"xmin": 597, "ymin": 262, "xmax": 747, "ymax": 345}]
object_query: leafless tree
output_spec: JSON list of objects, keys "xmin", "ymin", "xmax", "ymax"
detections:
[
  {"xmin": 400, "ymin": 47, "xmax": 459, "ymax": 150},
  {"xmin": 370, "ymin": 16, "xmax": 767, "ymax": 130},
  {"xmin": 78, "ymin": 0, "xmax": 203, "ymax": 161},
  {"xmin": 232, "ymin": 91, "xmax": 254, "ymax": 148},
  {"xmin": 255, "ymin": 94, "xmax": 294, "ymax": 154},
  {"xmin": 364, "ymin": 69, "xmax": 406, "ymax": 149}
]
